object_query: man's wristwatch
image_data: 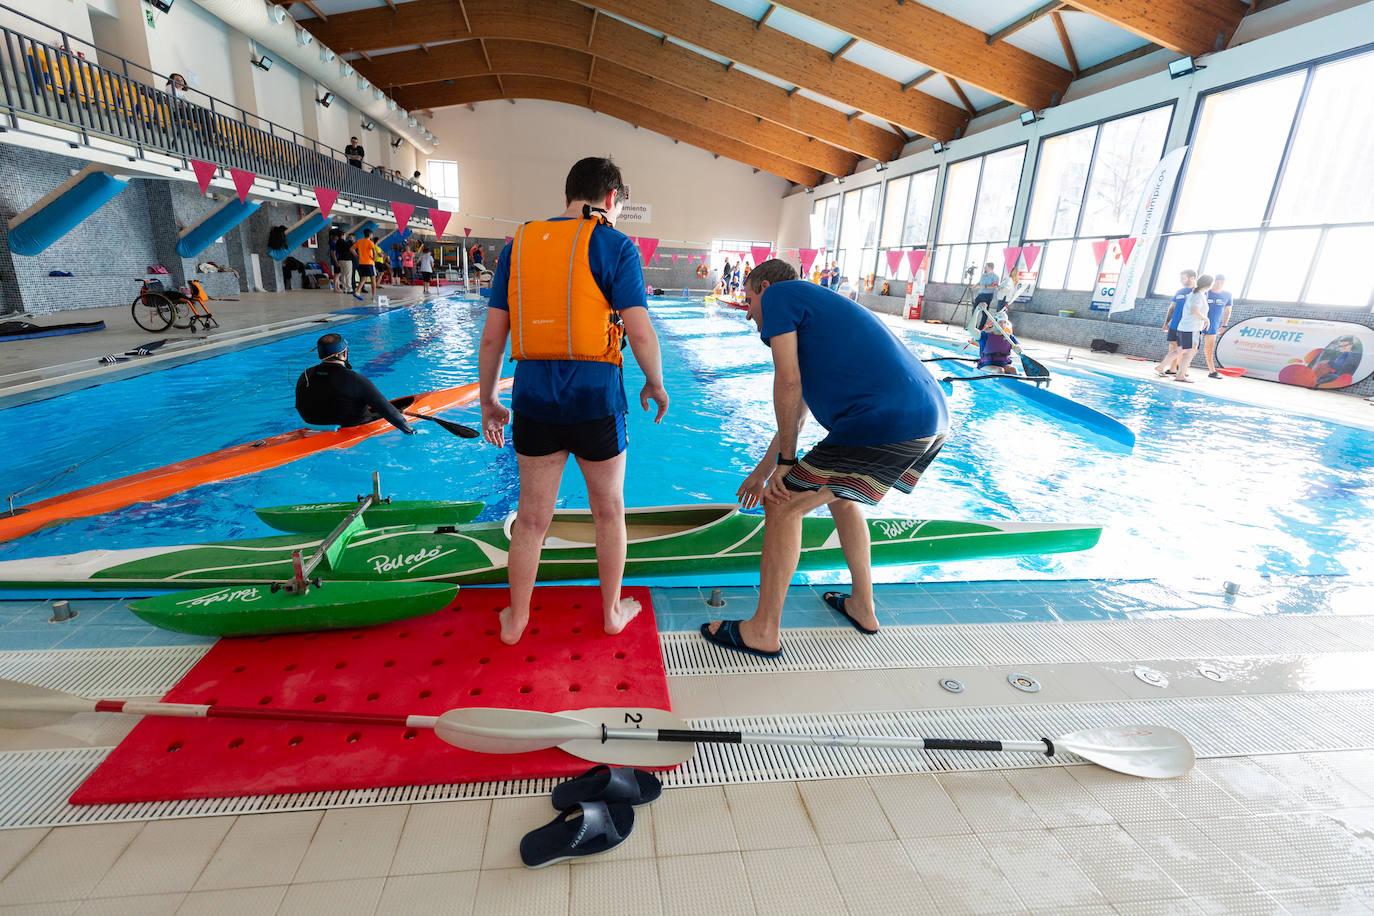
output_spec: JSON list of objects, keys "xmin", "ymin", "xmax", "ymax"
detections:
[{"xmin": 777, "ymin": 455, "xmax": 799, "ymax": 466}]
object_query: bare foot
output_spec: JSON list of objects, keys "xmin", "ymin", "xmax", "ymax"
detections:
[
  {"xmin": 498, "ymin": 606, "xmax": 528, "ymax": 645},
  {"xmin": 603, "ymin": 596, "xmax": 642, "ymax": 636}
]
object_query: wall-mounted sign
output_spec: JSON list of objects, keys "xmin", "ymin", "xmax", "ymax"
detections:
[
  {"xmin": 1216, "ymin": 316, "xmax": 1374, "ymax": 389},
  {"xmin": 618, "ymin": 203, "xmax": 651, "ymax": 224}
]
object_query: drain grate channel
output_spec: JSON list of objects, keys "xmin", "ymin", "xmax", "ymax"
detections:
[
  {"xmin": 4, "ymin": 690, "xmax": 1374, "ymax": 829},
  {"xmin": 0, "ymin": 647, "xmax": 210, "ymax": 697}
]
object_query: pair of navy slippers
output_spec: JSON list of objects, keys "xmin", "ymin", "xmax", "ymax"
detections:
[{"xmin": 519, "ymin": 765, "xmax": 663, "ymax": 868}]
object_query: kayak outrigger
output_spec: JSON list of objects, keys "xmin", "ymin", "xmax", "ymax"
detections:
[
  {"xmin": 0, "ymin": 380, "xmax": 508, "ymax": 544},
  {"xmin": 0, "ymin": 475, "xmax": 1104, "ymax": 637}
]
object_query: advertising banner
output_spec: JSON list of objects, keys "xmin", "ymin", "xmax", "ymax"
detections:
[
  {"xmin": 619, "ymin": 203, "xmax": 652, "ymax": 224},
  {"xmin": 1110, "ymin": 146, "xmax": 1188, "ymax": 314},
  {"xmin": 1216, "ymin": 317, "xmax": 1374, "ymax": 389},
  {"xmin": 1090, "ymin": 239, "xmax": 1122, "ymax": 312}
]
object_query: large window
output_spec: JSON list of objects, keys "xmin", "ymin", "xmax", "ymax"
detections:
[
  {"xmin": 1024, "ymin": 106, "xmax": 1172, "ymax": 292},
  {"xmin": 426, "ymin": 159, "xmax": 459, "ymax": 212},
  {"xmin": 877, "ymin": 168, "xmax": 937, "ymax": 278},
  {"xmin": 1157, "ymin": 49, "xmax": 1374, "ymax": 308},
  {"xmin": 810, "ymin": 195, "xmax": 840, "ymax": 276},
  {"xmin": 837, "ymin": 185, "xmax": 880, "ymax": 285},
  {"xmin": 932, "ymin": 145, "xmax": 1026, "ymax": 284}
]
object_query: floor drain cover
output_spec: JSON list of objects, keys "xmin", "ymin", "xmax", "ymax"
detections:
[
  {"xmin": 1198, "ymin": 666, "xmax": 1226, "ymax": 681},
  {"xmin": 1134, "ymin": 666, "xmax": 1169, "ymax": 688},
  {"xmin": 939, "ymin": 677, "xmax": 964, "ymax": 693},
  {"xmin": 1007, "ymin": 673, "xmax": 1040, "ymax": 693}
]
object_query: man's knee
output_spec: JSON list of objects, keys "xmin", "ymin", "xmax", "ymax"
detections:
[{"xmin": 512, "ymin": 506, "xmax": 555, "ymax": 536}]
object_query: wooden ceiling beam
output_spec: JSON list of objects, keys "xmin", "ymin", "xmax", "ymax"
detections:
[
  {"xmin": 1050, "ymin": 11, "xmax": 1080, "ymax": 78},
  {"xmin": 343, "ymin": 1, "xmax": 904, "ymax": 162},
  {"xmin": 771, "ymin": 0, "xmax": 1069, "ymax": 109},
  {"xmin": 987, "ymin": 2, "xmax": 1063, "ymax": 44},
  {"xmin": 405, "ymin": 74, "xmax": 821, "ymax": 186},
  {"xmin": 581, "ymin": 0, "xmax": 968, "ymax": 139},
  {"xmin": 1059, "ymin": 0, "xmax": 1247, "ymax": 56},
  {"xmin": 946, "ymin": 75, "xmax": 975, "ymax": 115}
]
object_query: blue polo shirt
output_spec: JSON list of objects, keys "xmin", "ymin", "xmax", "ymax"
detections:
[
  {"xmin": 759, "ymin": 281, "xmax": 948, "ymax": 447},
  {"xmin": 1205, "ymin": 289, "xmax": 1233, "ymax": 333},
  {"xmin": 489, "ymin": 219, "xmax": 646, "ymax": 424},
  {"xmin": 1168, "ymin": 287, "xmax": 1192, "ymax": 330}
]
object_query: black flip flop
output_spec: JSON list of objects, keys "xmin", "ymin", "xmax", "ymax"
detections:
[
  {"xmin": 699, "ymin": 620, "xmax": 782, "ymax": 659},
  {"xmin": 519, "ymin": 800, "xmax": 634, "ymax": 868},
  {"xmin": 822, "ymin": 592, "xmax": 879, "ymax": 634},
  {"xmin": 552, "ymin": 765, "xmax": 662, "ymax": 810}
]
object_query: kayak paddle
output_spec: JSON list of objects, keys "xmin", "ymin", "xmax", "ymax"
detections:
[
  {"xmin": 974, "ymin": 302, "xmax": 1050, "ymax": 378},
  {"xmin": 0, "ymin": 679, "xmax": 1193, "ymax": 778},
  {"xmin": 404, "ymin": 411, "xmax": 479, "ymax": 438}
]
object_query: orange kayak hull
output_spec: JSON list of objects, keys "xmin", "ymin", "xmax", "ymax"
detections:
[{"xmin": 0, "ymin": 380, "xmax": 507, "ymax": 543}]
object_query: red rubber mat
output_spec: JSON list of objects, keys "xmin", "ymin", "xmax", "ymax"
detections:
[{"xmin": 71, "ymin": 586, "xmax": 668, "ymax": 804}]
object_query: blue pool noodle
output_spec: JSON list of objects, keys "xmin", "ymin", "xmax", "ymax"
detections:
[
  {"xmin": 269, "ymin": 211, "xmax": 330, "ymax": 261},
  {"xmin": 176, "ymin": 198, "xmax": 261, "ymax": 259},
  {"xmin": 8, "ymin": 172, "xmax": 129, "ymax": 256}
]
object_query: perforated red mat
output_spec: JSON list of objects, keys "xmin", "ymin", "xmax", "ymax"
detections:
[{"xmin": 71, "ymin": 586, "xmax": 668, "ymax": 804}]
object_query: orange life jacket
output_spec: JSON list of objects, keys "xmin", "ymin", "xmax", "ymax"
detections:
[{"xmin": 509, "ymin": 217, "xmax": 623, "ymax": 366}]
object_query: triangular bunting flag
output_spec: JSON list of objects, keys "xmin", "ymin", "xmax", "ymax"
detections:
[
  {"xmin": 464, "ymin": 227, "xmax": 472, "ymax": 237},
  {"xmin": 638, "ymin": 237, "xmax": 659, "ymax": 266},
  {"xmin": 313, "ymin": 186, "xmax": 338, "ymax": 219},
  {"xmin": 390, "ymin": 202, "xmax": 415, "ymax": 234},
  {"xmin": 798, "ymin": 248, "xmax": 819, "ymax": 274},
  {"xmin": 1118, "ymin": 237, "xmax": 1139, "ymax": 264},
  {"xmin": 886, "ymin": 250, "xmax": 904, "ymax": 275},
  {"xmin": 750, "ymin": 244, "xmax": 771, "ymax": 267},
  {"xmin": 671, "ymin": 254, "xmax": 679, "ymax": 266},
  {"xmin": 190, "ymin": 159, "xmax": 216, "ymax": 194},
  {"xmin": 228, "ymin": 168, "xmax": 255, "ymax": 203},
  {"xmin": 1091, "ymin": 239, "xmax": 1111, "ymax": 266},
  {"xmin": 430, "ymin": 209, "xmax": 452, "ymax": 239},
  {"xmin": 1020, "ymin": 244, "xmax": 1041, "ymax": 272},
  {"xmin": 1003, "ymin": 246, "xmax": 1023, "ymax": 274},
  {"xmin": 506, "ymin": 236, "xmax": 513, "ymax": 245},
  {"xmin": 907, "ymin": 249, "xmax": 927, "ymax": 275}
]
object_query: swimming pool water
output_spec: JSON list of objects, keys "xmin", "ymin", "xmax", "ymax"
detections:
[{"xmin": 3, "ymin": 295, "xmax": 1372, "ymax": 587}]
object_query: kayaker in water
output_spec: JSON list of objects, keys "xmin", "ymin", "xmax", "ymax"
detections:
[
  {"xmin": 478, "ymin": 156, "xmax": 669, "ymax": 646},
  {"xmin": 702, "ymin": 259, "xmax": 950, "ymax": 659},
  {"xmin": 294, "ymin": 333, "xmax": 416, "ymax": 433}
]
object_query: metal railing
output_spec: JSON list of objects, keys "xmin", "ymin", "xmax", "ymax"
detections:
[{"xmin": 0, "ymin": 5, "xmax": 435, "ymax": 210}]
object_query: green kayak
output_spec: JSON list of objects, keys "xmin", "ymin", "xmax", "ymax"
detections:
[
  {"xmin": 0, "ymin": 503, "xmax": 1102, "ymax": 591},
  {"xmin": 255, "ymin": 499, "xmax": 485, "ymax": 533}
]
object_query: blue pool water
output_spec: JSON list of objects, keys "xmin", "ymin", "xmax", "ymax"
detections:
[{"xmin": 3, "ymin": 295, "xmax": 1373, "ymax": 588}]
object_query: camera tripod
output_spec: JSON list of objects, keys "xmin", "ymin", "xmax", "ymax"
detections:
[{"xmin": 948, "ymin": 264, "xmax": 982, "ymax": 332}]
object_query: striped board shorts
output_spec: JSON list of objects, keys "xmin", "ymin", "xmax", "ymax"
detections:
[{"xmin": 784, "ymin": 433, "xmax": 946, "ymax": 505}]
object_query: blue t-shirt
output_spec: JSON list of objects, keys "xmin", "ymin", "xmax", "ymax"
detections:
[
  {"xmin": 489, "ymin": 218, "xmax": 647, "ymax": 424},
  {"xmin": 978, "ymin": 271, "xmax": 999, "ymax": 292},
  {"xmin": 1168, "ymin": 287, "xmax": 1193, "ymax": 330},
  {"xmin": 758, "ymin": 281, "xmax": 949, "ymax": 446},
  {"xmin": 1205, "ymin": 290, "xmax": 1232, "ymax": 332}
]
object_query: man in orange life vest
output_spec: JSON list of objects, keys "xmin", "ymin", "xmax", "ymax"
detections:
[{"xmin": 478, "ymin": 157, "xmax": 670, "ymax": 645}]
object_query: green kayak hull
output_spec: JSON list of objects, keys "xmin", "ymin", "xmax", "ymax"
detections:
[
  {"xmin": 128, "ymin": 581, "xmax": 460, "ymax": 637},
  {"xmin": 0, "ymin": 504, "xmax": 1103, "ymax": 591},
  {"xmin": 255, "ymin": 499, "xmax": 485, "ymax": 533}
]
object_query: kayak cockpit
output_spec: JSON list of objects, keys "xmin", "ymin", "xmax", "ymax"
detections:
[{"xmin": 503, "ymin": 504, "xmax": 740, "ymax": 549}]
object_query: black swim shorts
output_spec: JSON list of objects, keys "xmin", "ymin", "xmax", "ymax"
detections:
[
  {"xmin": 512, "ymin": 413, "xmax": 627, "ymax": 461},
  {"xmin": 357, "ymin": 264, "xmax": 376, "ymax": 277},
  {"xmin": 784, "ymin": 433, "xmax": 946, "ymax": 505}
]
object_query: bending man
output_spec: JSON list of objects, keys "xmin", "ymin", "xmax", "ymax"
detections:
[
  {"xmin": 478, "ymin": 157, "xmax": 669, "ymax": 645},
  {"xmin": 703, "ymin": 260, "xmax": 949, "ymax": 658},
  {"xmin": 295, "ymin": 333, "xmax": 415, "ymax": 433}
]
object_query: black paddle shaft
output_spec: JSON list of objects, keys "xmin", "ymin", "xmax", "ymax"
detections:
[{"xmin": 616, "ymin": 726, "xmax": 1056, "ymax": 756}]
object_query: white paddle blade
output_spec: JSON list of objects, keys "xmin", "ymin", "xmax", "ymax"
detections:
[
  {"xmin": 434, "ymin": 707, "xmax": 600, "ymax": 754},
  {"xmin": 0, "ymin": 678, "xmax": 96, "ymax": 729},
  {"xmin": 1059, "ymin": 725, "xmax": 1195, "ymax": 779},
  {"xmin": 555, "ymin": 707, "xmax": 697, "ymax": 767}
]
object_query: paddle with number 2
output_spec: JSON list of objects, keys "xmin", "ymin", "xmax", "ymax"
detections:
[{"xmin": 1, "ymin": 679, "xmax": 1193, "ymax": 779}]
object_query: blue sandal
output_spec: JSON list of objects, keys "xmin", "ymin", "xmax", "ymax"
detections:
[
  {"xmin": 520, "ymin": 800, "xmax": 634, "ymax": 868},
  {"xmin": 700, "ymin": 619, "xmax": 782, "ymax": 659},
  {"xmin": 823, "ymin": 592, "xmax": 879, "ymax": 634}
]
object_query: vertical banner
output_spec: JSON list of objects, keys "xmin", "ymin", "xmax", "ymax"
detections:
[
  {"xmin": 1090, "ymin": 240, "xmax": 1123, "ymax": 312},
  {"xmin": 430, "ymin": 209, "xmax": 451, "ymax": 239},
  {"xmin": 885, "ymin": 250, "xmax": 903, "ymax": 275},
  {"xmin": 798, "ymin": 248, "xmax": 819, "ymax": 275},
  {"xmin": 1002, "ymin": 246, "xmax": 1023, "ymax": 274},
  {"xmin": 637, "ymin": 237, "xmax": 659, "ymax": 266},
  {"xmin": 750, "ymin": 244, "xmax": 772, "ymax": 267},
  {"xmin": 1111, "ymin": 146, "xmax": 1188, "ymax": 314},
  {"xmin": 190, "ymin": 159, "xmax": 217, "ymax": 194},
  {"xmin": 313, "ymin": 187, "xmax": 338, "ymax": 219},
  {"xmin": 390, "ymin": 202, "xmax": 415, "ymax": 234},
  {"xmin": 228, "ymin": 168, "xmax": 255, "ymax": 203},
  {"xmin": 1016, "ymin": 244, "xmax": 1042, "ymax": 303}
]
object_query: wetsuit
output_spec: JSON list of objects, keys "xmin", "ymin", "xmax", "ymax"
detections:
[{"xmin": 294, "ymin": 360, "xmax": 414, "ymax": 432}]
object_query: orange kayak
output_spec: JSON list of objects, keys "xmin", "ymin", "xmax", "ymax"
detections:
[{"xmin": 0, "ymin": 380, "xmax": 509, "ymax": 543}]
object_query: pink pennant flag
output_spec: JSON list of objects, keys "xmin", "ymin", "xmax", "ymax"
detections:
[
  {"xmin": 313, "ymin": 186, "xmax": 338, "ymax": 219},
  {"xmin": 671, "ymin": 254, "xmax": 679, "ymax": 266},
  {"xmin": 1020, "ymin": 244, "xmax": 1041, "ymax": 272},
  {"xmin": 750, "ymin": 244, "xmax": 771, "ymax": 267},
  {"xmin": 390, "ymin": 202, "xmax": 415, "ymax": 234},
  {"xmin": 886, "ymin": 250, "xmax": 903, "ymax": 275},
  {"xmin": 1117, "ymin": 237, "xmax": 1139, "ymax": 264},
  {"xmin": 464, "ymin": 227, "xmax": 472, "ymax": 237},
  {"xmin": 638, "ymin": 237, "xmax": 659, "ymax": 266},
  {"xmin": 906, "ymin": 249, "xmax": 927, "ymax": 275},
  {"xmin": 190, "ymin": 159, "xmax": 217, "ymax": 194},
  {"xmin": 1003, "ymin": 246, "xmax": 1023, "ymax": 274},
  {"xmin": 228, "ymin": 168, "xmax": 255, "ymax": 203},
  {"xmin": 798, "ymin": 248, "xmax": 819, "ymax": 274},
  {"xmin": 506, "ymin": 236, "xmax": 513, "ymax": 245},
  {"xmin": 430, "ymin": 209, "xmax": 452, "ymax": 239},
  {"xmin": 1091, "ymin": 239, "xmax": 1111, "ymax": 266}
]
